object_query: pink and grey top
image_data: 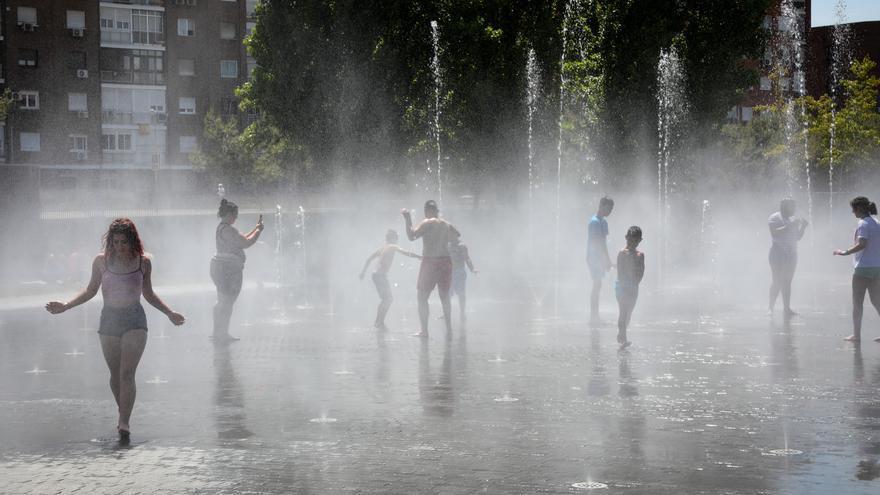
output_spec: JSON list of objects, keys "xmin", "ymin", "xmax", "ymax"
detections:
[{"xmin": 102, "ymin": 256, "xmax": 144, "ymax": 307}]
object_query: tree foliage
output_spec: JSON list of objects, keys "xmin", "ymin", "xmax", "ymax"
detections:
[
  {"xmin": 723, "ymin": 56, "xmax": 880, "ymax": 190},
  {"xmin": 204, "ymin": 0, "xmax": 775, "ymax": 195}
]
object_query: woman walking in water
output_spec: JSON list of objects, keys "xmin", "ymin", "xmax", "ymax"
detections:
[
  {"xmin": 211, "ymin": 199, "xmax": 263, "ymax": 343},
  {"xmin": 834, "ymin": 196, "xmax": 880, "ymax": 343},
  {"xmin": 45, "ymin": 218, "xmax": 185, "ymax": 443}
]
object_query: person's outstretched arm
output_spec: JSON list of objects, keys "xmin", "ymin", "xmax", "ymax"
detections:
[
  {"xmin": 464, "ymin": 246, "xmax": 477, "ymax": 273},
  {"xmin": 402, "ymin": 209, "xmax": 417, "ymax": 240},
  {"xmin": 45, "ymin": 255, "xmax": 103, "ymax": 314},
  {"xmin": 360, "ymin": 249, "xmax": 380, "ymax": 280},
  {"xmin": 141, "ymin": 256, "xmax": 185, "ymax": 325},
  {"xmin": 834, "ymin": 237, "xmax": 867, "ymax": 256},
  {"xmin": 243, "ymin": 215, "xmax": 265, "ymax": 247},
  {"xmin": 393, "ymin": 246, "xmax": 421, "ymax": 259}
]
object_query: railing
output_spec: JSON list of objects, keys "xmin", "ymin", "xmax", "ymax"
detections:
[
  {"xmin": 101, "ymin": 30, "xmax": 165, "ymax": 46},
  {"xmin": 105, "ymin": 0, "xmax": 165, "ymax": 6},
  {"xmin": 101, "ymin": 70, "xmax": 165, "ymax": 85},
  {"xmin": 102, "ymin": 111, "xmax": 166, "ymax": 125}
]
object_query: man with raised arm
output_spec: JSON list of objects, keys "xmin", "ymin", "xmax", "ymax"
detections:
[{"xmin": 402, "ymin": 200, "xmax": 460, "ymax": 338}]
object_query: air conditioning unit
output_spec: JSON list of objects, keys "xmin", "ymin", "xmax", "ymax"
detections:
[
  {"xmin": 186, "ymin": 0, "xmax": 197, "ymax": 5},
  {"xmin": 156, "ymin": 113, "xmax": 167, "ymax": 124},
  {"xmin": 76, "ymin": 69, "xmax": 89, "ymax": 78},
  {"xmin": 74, "ymin": 151, "xmax": 87, "ymax": 161},
  {"xmin": 11, "ymin": 92, "xmax": 21, "ymax": 101},
  {"xmin": 187, "ymin": 30, "xmax": 194, "ymax": 36},
  {"xmin": 76, "ymin": 110, "xmax": 89, "ymax": 119},
  {"xmin": 71, "ymin": 28, "xmax": 84, "ymax": 38},
  {"xmin": 20, "ymin": 23, "xmax": 34, "ymax": 32}
]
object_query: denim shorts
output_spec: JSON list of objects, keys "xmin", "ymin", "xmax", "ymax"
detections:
[{"xmin": 98, "ymin": 303, "xmax": 148, "ymax": 337}]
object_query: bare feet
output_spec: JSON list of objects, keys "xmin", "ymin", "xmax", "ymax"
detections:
[
  {"xmin": 784, "ymin": 309, "xmax": 798, "ymax": 317},
  {"xmin": 844, "ymin": 335, "xmax": 861, "ymax": 342},
  {"xmin": 211, "ymin": 334, "xmax": 240, "ymax": 344},
  {"xmin": 411, "ymin": 332, "xmax": 428, "ymax": 338},
  {"xmin": 117, "ymin": 424, "xmax": 131, "ymax": 445}
]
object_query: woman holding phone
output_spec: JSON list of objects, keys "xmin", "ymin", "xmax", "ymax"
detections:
[{"xmin": 211, "ymin": 199, "xmax": 264, "ymax": 343}]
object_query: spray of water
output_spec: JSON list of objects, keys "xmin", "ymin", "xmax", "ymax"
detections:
[
  {"xmin": 829, "ymin": 0, "xmax": 852, "ymax": 227},
  {"xmin": 526, "ymin": 48, "xmax": 541, "ymax": 254},
  {"xmin": 430, "ymin": 20, "xmax": 443, "ymax": 203},
  {"xmin": 656, "ymin": 46, "xmax": 686, "ymax": 289}
]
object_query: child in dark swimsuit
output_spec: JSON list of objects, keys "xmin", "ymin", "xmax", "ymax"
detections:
[{"xmin": 615, "ymin": 226, "xmax": 645, "ymax": 348}]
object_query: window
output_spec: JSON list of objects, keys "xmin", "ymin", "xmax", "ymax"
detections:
[
  {"xmin": 102, "ymin": 133, "xmax": 133, "ymax": 152},
  {"xmin": 179, "ymin": 59, "xmax": 195, "ymax": 76},
  {"xmin": 220, "ymin": 60, "xmax": 238, "ymax": 78},
  {"xmin": 246, "ymin": 0, "xmax": 258, "ymax": 17},
  {"xmin": 18, "ymin": 7, "xmax": 37, "ymax": 25},
  {"xmin": 246, "ymin": 22, "xmax": 256, "ymax": 38},
  {"xmin": 19, "ymin": 91, "xmax": 39, "ymax": 110},
  {"xmin": 759, "ymin": 76, "xmax": 771, "ymax": 91},
  {"xmin": 132, "ymin": 10, "xmax": 163, "ymax": 45},
  {"xmin": 20, "ymin": 133, "xmax": 40, "ymax": 152},
  {"xmin": 100, "ymin": 7, "xmax": 132, "ymax": 43},
  {"xmin": 179, "ymin": 136, "xmax": 197, "ymax": 153},
  {"xmin": 68, "ymin": 93, "xmax": 88, "ymax": 112},
  {"xmin": 69, "ymin": 135, "xmax": 88, "ymax": 152},
  {"xmin": 179, "ymin": 97, "xmax": 196, "ymax": 114},
  {"xmin": 67, "ymin": 51, "xmax": 87, "ymax": 70},
  {"xmin": 221, "ymin": 97, "xmax": 238, "ymax": 116},
  {"xmin": 742, "ymin": 107, "xmax": 754, "ymax": 122},
  {"xmin": 177, "ymin": 18, "xmax": 194, "ymax": 37},
  {"xmin": 220, "ymin": 23, "xmax": 236, "ymax": 40},
  {"xmin": 18, "ymin": 49, "xmax": 37, "ymax": 67},
  {"xmin": 67, "ymin": 10, "xmax": 85, "ymax": 29},
  {"xmin": 247, "ymin": 56, "xmax": 256, "ymax": 77}
]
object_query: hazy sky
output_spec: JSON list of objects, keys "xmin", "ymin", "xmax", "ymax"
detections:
[{"xmin": 811, "ymin": 0, "xmax": 880, "ymax": 27}]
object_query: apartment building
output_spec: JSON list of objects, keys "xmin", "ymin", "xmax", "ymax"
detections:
[
  {"xmin": 728, "ymin": 0, "xmax": 809, "ymax": 123},
  {"xmin": 1, "ymin": 0, "xmax": 252, "ymax": 197}
]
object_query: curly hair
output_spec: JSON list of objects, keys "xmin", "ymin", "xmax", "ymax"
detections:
[{"xmin": 103, "ymin": 217, "xmax": 144, "ymax": 260}]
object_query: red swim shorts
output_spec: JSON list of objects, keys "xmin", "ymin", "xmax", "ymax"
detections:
[{"xmin": 417, "ymin": 256, "xmax": 452, "ymax": 294}]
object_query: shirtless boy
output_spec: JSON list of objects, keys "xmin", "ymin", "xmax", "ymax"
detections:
[{"xmin": 360, "ymin": 229, "xmax": 420, "ymax": 329}]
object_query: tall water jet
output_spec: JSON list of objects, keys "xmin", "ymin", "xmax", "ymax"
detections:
[
  {"xmin": 274, "ymin": 205, "xmax": 286, "ymax": 312},
  {"xmin": 829, "ymin": 0, "xmax": 852, "ymax": 226},
  {"xmin": 778, "ymin": 0, "xmax": 812, "ymax": 224},
  {"xmin": 526, "ymin": 48, "xmax": 541, "ymax": 253},
  {"xmin": 655, "ymin": 46, "xmax": 686, "ymax": 289},
  {"xmin": 430, "ymin": 20, "xmax": 443, "ymax": 202},
  {"xmin": 295, "ymin": 205, "xmax": 312, "ymax": 309},
  {"xmin": 554, "ymin": 2, "xmax": 573, "ymax": 317}
]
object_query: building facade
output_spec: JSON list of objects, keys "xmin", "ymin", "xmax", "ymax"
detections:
[{"xmin": 1, "ymin": 0, "xmax": 252, "ymax": 202}]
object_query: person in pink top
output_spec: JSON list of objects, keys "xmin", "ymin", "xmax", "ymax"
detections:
[{"xmin": 45, "ymin": 218, "xmax": 185, "ymax": 444}]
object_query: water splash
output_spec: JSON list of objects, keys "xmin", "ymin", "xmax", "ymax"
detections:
[
  {"xmin": 526, "ymin": 47, "xmax": 541, "ymax": 253},
  {"xmin": 829, "ymin": 0, "xmax": 852, "ymax": 226},
  {"xmin": 554, "ymin": 0, "xmax": 574, "ymax": 317},
  {"xmin": 656, "ymin": 46, "xmax": 686, "ymax": 289},
  {"xmin": 430, "ymin": 20, "xmax": 443, "ymax": 202}
]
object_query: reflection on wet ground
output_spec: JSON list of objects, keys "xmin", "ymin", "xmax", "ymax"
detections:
[{"xmin": 1, "ymin": 292, "xmax": 879, "ymax": 493}]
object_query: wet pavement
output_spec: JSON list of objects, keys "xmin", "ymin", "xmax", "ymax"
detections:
[{"xmin": 1, "ymin": 286, "xmax": 879, "ymax": 494}]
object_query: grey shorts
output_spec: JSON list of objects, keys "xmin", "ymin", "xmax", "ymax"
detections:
[
  {"xmin": 211, "ymin": 258, "xmax": 244, "ymax": 297},
  {"xmin": 99, "ymin": 304, "xmax": 148, "ymax": 337}
]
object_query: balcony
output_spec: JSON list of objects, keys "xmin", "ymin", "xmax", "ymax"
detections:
[
  {"xmin": 105, "ymin": 0, "xmax": 165, "ymax": 6},
  {"xmin": 101, "ymin": 70, "xmax": 165, "ymax": 85},
  {"xmin": 103, "ymin": 151, "xmax": 165, "ymax": 168},
  {"xmin": 102, "ymin": 110, "xmax": 167, "ymax": 125}
]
